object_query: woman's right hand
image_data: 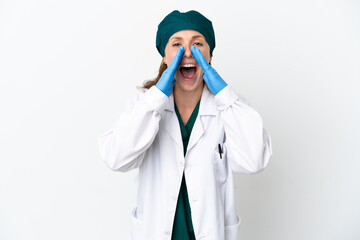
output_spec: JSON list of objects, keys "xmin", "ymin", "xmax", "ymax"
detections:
[{"xmin": 156, "ymin": 46, "xmax": 184, "ymax": 97}]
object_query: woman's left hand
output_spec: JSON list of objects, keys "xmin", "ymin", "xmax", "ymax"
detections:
[{"xmin": 191, "ymin": 46, "xmax": 228, "ymax": 95}]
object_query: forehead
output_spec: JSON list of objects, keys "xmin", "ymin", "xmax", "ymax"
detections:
[{"xmin": 169, "ymin": 30, "xmax": 206, "ymax": 41}]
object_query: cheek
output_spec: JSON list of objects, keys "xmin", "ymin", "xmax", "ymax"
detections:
[
  {"xmin": 164, "ymin": 49, "xmax": 176, "ymax": 65},
  {"xmin": 200, "ymin": 49, "xmax": 211, "ymax": 63},
  {"xmin": 165, "ymin": 56, "xmax": 172, "ymax": 65}
]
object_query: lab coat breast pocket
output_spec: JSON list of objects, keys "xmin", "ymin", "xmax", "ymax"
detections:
[{"xmin": 213, "ymin": 145, "xmax": 228, "ymax": 185}]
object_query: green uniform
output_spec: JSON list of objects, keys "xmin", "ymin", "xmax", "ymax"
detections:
[{"xmin": 171, "ymin": 101, "xmax": 200, "ymax": 240}]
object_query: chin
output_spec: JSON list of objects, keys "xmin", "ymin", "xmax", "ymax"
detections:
[{"xmin": 175, "ymin": 78, "xmax": 203, "ymax": 93}]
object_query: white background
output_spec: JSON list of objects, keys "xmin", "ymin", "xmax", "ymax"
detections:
[{"xmin": 1, "ymin": 0, "xmax": 359, "ymax": 239}]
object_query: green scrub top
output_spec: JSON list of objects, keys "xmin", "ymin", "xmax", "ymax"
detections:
[{"xmin": 171, "ymin": 100, "xmax": 200, "ymax": 240}]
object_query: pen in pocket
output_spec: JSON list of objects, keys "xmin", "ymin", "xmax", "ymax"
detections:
[{"xmin": 218, "ymin": 144, "xmax": 222, "ymax": 159}]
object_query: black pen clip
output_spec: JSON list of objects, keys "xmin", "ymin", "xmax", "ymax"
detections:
[{"xmin": 218, "ymin": 144, "xmax": 222, "ymax": 159}]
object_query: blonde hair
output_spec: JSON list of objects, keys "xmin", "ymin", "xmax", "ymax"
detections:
[{"xmin": 142, "ymin": 61, "xmax": 168, "ymax": 89}]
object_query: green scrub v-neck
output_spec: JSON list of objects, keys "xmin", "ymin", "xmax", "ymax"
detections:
[{"xmin": 171, "ymin": 100, "xmax": 200, "ymax": 240}]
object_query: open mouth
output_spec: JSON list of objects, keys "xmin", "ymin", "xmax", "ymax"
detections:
[{"xmin": 179, "ymin": 64, "xmax": 197, "ymax": 81}]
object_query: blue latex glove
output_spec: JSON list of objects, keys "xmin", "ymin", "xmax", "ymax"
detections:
[
  {"xmin": 191, "ymin": 46, "xmax": 228, "ymax": 95},
  {"xmin": 156, "ymin": 46, "xmax": 184, "ymax": 97}
]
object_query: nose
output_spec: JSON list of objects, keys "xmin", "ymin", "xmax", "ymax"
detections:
[{"xmin": 182, "ymin": 45, "xmax": 193, "ymax": 58}]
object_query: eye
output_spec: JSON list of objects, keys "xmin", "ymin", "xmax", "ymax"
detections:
[
  {"xmin": 194, "ymin": 42, "xmax": 203, "ymax": 46},
  {"xmin": 172, "ymin": 43, "xmax": 181, "ymax": 47}
]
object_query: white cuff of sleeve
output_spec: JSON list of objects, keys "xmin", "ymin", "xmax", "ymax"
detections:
[
  {"xmin": 142, "ymin": 86, "xmax": 170, "ymax": 114},
  {"xmin": 215, "ymin": 86, "xmax": 249, "ymax": 110}
]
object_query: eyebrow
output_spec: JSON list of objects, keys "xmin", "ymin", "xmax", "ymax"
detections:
[{"xmin": 169, "ymin": 35, "xmax": 205, "ymax": 41}]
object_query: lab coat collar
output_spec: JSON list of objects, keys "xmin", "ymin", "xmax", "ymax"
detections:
[
  {"xmin": 198, "ymin": 84, "xmax": 217, "ymax": 116},
  {"xmin": 187, "ymin": 84, "xmax": 217, "ymax": 154},
  {"xmin": 164, "ymin": 84, "xmax": 217, "ymax": 153}
]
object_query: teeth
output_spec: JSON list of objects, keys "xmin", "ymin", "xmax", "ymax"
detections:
[{"xmin": 182, "ymin": 64, "xmax": 196, "ymax": 68}]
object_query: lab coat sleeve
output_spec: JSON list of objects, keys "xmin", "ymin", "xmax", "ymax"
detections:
[
  {"xmin": 97, "ymin": 86, "xmax": 168, "ymax": 172},
  {"xmin": 215, "ymin": 86, "xmax": 272, "ymax": 174}
]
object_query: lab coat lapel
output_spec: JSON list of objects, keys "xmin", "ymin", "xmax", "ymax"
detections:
[
  {"xmin": 186, "ymin": 118, "xmax": 204, "ymax": 154},
  {"xmin": 164, "ymin": 94, "xmax": 182, "ymax": 146},
  {"xmin": 186, "ymin": 85, "xmax": 217, "ymax": 153}
]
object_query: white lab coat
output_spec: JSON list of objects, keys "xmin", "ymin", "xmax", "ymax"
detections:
[{"xmin": 98, "ymin": 84, "xmax": 272, "ymax": 240}]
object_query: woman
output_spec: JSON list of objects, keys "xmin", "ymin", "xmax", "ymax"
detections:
[{"xmin": 98, "ymin": 10, "xmax": 272, "ymax": 240}]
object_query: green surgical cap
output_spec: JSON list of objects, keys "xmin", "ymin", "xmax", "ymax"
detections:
[{"xmin": 156, "ymin": 10, "xmax": 215, "ymax": 57}]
